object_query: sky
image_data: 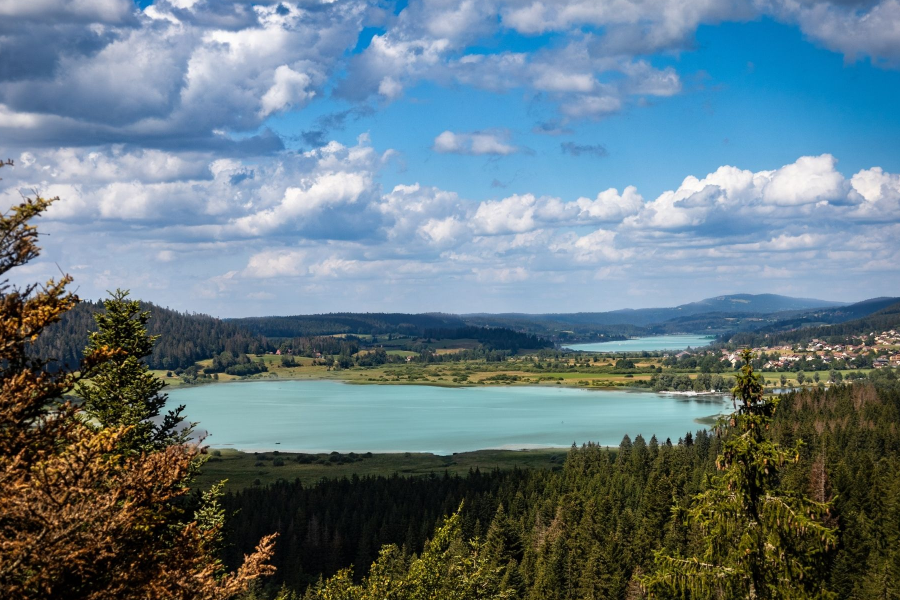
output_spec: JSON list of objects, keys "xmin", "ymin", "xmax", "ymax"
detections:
[{"xmin": 0, "ymin": 0, "xmax": 899, "ymax": 317}]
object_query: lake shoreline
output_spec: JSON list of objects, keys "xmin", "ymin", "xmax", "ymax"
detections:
[{"xmin": 168, "ymin": 371, "xmax": 654, "ymax": 392}]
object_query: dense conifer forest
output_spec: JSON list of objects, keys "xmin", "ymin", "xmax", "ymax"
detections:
[
  {"xmin": 232, "ymin": 313, "xmax": 467, "ymax": 338},
  {"xmin": 30, "ymin": 299, "xmax": 269, "ymax": 370},
  {"xmin": 31, "ymin": 302, "xmax": 552, "ymax": 371},
  {"xmin": 421, "ymin": 326, "xmax": 553, "ymax": 351},
  {"xmin": 224, "ymin": 377, "xmax": 900, "ymax": 599}
]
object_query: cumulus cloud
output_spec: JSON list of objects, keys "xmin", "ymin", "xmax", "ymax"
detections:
[
  {"xmin": 2, "ymin": 0, "xmax": 897, "ymax": 159},
  {"xmin": 0, "ymin": 0, "xmax": 364, "ymax": 148},
  {"xmin": 472, "ymin": 194, "xmax": 540, "ymax": 234},
  {"xmin": 2, "ymin": 125, "xmax": 899, "ymax": 312},
  {"xmin": 623, "ymin": 155, "xmax": 862, "ymax": 231}
]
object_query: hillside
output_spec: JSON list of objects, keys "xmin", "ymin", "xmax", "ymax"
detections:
[
  {"xmin": 230, "ymin": 312, "xmax": 466, "ymax": 338},
  {"xmin": 728, "ymin": 299, "xmax": 900, "ymax": 347},
  {"xmin": 31, "ymin": 299, "xmax": 267, "ymax": 371}
]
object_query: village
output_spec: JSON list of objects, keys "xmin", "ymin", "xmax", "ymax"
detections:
[{"xmin": 717, "ymin": 329, "xmax": 900, "ymax": 371}]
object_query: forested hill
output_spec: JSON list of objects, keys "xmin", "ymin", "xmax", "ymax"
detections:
[
  {"xmin": 231, "ymin": 312, "xmax": 466, "ymax": 338},
  {"xmin": 31, "ymin": 299, "xmax": 267, "ymax": 371},
  {"xmin": 422, "ymin": 326, "xmax": 553, "ymax": 351},
  {"xmin": 727, "ymin": 299, "xmax": 900, "ymax": 348}
]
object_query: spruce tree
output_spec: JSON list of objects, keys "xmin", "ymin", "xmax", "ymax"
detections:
[
  {"xmin": 78, "ymin": 289, "xmax": 190, "ymax": 453},
  {"xmin": 642, "ymin": 349, "xmax": 837, "ymax": 598},
  {"xmin": 0, "ymin": 162, "xmax": 275, "ymax": 598}
]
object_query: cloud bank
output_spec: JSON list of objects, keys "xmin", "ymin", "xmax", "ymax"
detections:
[
  {"xmin": 2, "ymin": 140, "xmax": 897, "ymax": 313},
  {"xmin": 2, "ymin": 0, "xmax": 899, "ymax": 151}
]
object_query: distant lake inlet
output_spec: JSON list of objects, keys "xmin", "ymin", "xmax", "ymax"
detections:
[
  {"xmin": 565, "ymin": 334, "xmax": 717, "ymax": 353},
  {"xmin": 168, "ymin": 380, "xmax": 728, "ymax": 455}
]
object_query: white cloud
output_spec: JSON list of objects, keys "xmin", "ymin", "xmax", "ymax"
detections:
[
  {"xmin": 560, "ymin": 94, "xmax": 623, "ymax": 119},
  {"xmin": 575, "ymin": 186, "xmax": 644, "ymax": 222},
  {"xmin": 0, "ymin": 0, "xmax": 364, "ymax": 147},
  {"xmin": 3, "ymin": 138, "xmax": 899, "ymax": 313},
  {"xmin": 851, "ymin": 166, "xmax": 900, "ymax": 203},
  {"xmin": 473, "ymin": 266, "xmax": 529, "ymax": 283},
  {"xmin": 243, "ymin": 249, "xmax": 308, "ymax": 279},
  {"xmin": 0, "ymin": 0, "xmax": 133, "ymax": 21},
  {"xmin": 771, "ymin": 0, "xmax": 900, "ymax": 66},
  {"xmin": 761, "ymin": 154, "xmax": 845, "ymax": 206},
  {"xmin": 232, "ymin": 171, "xmax": 371, "ymax": 236},
  {"xmin": 549, "ymin": 229, "xmax": 628, "ymax": 263},
  {"xmin": 472, "ymin": 194, "xmax": 539, "ymax": 234},
  {"xmin": 433, "ymin": 130, "xmax": 518, "ymax": 155},
  {"xmin": 259, "ymin": 65, "xmax": 314, "ymax": 117},
  {"xmin": 418, "ymin": 217, "xmax": 468, "ymax": 245},
  {"xmin": 766, "ymin": 233, "xmax": 827, "ymax": 251},
  {"xmin": 1, "ymin": 0, "xmax": 899, "ymax": 158}
]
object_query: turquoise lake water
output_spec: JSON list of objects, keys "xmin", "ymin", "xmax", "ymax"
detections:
[
  {"xmin": 168, "ymin": 380, "xmax": 728, "ymax": 454},
  {"xmin": 565, "ymin": 334, "xmax": 717, "ymax": 353}
]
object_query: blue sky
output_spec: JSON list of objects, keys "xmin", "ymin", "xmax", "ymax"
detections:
[{"xmin": 0, "ymin": 0, "xmax": 898, "ymax": 316}]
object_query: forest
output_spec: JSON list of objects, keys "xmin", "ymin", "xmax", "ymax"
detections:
[
  {"xmin": 221, "ymin": 377, "xmax": 900, "ymax": 599},
  {"xmin": 727, "ymin": 299, "xmax": 900, "ymax": 348},
  {"xmin": 232, "ymin": 312, "xmax": 467, "ymax": 338},
  {"xmin": 29, "ymin": 299, "xmax": 269, "ymax": 371},
  {"xmin": 421, "ymin": 326, "xmax": 553, "ymax": 351},
  {"xmin": 31, "ymin": 303, "xmax": 553, "ymax": 372}
]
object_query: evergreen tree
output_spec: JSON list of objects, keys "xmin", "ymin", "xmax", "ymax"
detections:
[
  {"xmin": 303, "ymin": 509, "xmax": 514, "ymax": 600},
  {"xmin": 77, "ymin": 289, "xmax": 190, "ymax": 453},
  {"xmin": 642, "ymin": 349, "xmax": 837, "ymax": 598},
  {"xmin": 0, "ymin": 164, "xmax": 275, "ymax": 598}
]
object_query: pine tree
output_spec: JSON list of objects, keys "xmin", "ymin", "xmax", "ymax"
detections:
[
  {"xmin": 642, "ymin": 349, "xmax": 837, "ymax": 598},
  {"xmin": 0, "ymin": 162, "xmax": 275, "ymax": 599},
  {"xmin": 77, "ymin": 289, "xmax": 189, "ymax": 453}
]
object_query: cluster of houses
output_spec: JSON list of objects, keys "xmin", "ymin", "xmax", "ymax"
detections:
[{"xmin": 719, "ymin": 329, "xmax": 900, "ymax": 370}]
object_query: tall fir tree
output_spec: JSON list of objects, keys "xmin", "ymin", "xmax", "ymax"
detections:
[
  {"xmin": 642, "ymin": 349, "xmax": 837, "ymax": 598},
  {"xmin": 78, "ymin": 289, "xmax": 190, "ymax": 453}
]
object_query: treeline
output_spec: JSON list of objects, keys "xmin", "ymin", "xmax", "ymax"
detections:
[
  {"xmin": 464, "ymin": 314, "xmax": 645, "ymax": 342},
  {"xmin": 222, "ymin": 469, "xmax": 537, "ymax": 592},
  {"xmin": 209, "ymin": 351, "xmax": 269, "ymax": 376},
  {"xmin": 650, "ymin": 371, "xmax": 732, "ymax": 392},
  {"xmin": 232, "ymin": 313, "xmax": 466, "ymax": 338},
  {"xmin": 422, "ymin": 327, "xmax": 552, "ymax": 351},
  {"xmin": 728, "ymin": 300, "xmax": 900, "ymax": 348},
  {"xmin": 227, "ymin": 377, "xmax": 900, "ymax": 598},
  {"xmin": 30, "ymin": 299, "xmax": 268, "ymax": 370},
  {"xmin": 280, "ymin": 336, "xmax": 360, "ymax": 357}
]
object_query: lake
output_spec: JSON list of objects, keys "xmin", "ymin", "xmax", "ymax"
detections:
[
  {"xmin": 565, "ymin": 334, "xmax": 716, "ymax": 353},
  {"xmin": 168, "ymin": 380, "xmax": 728, "ymax": 454}
]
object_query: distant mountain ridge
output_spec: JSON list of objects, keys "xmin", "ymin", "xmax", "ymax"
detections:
[{"xmin": 464, "ymin": 293, "xmax": 845, "ymax": 329}]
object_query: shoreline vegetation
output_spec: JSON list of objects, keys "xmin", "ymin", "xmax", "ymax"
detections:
[
  {"xmin": 195, "ymin": 447, "xmax": 573, "ymax": 491},
  {"xmin": 152, "ymin": 359, "xmax": 863, "ymax": 393}
]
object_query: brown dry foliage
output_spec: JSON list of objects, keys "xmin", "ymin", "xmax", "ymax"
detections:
[{"xmin": 0, "ymin": 171, "xmax": 275, "ymax": 599}]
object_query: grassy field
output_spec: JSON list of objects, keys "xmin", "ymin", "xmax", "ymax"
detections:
[
  {"xmin": 215, "ymin": 356, "xmax": 662, "ymax": 389},
  {"xmin": 158, "ymin": 355, "xmax": 874, "ymax": 394},
  {"xmin": 195, "ymin": 447, "xmax": 570, "ymax": 491}
]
